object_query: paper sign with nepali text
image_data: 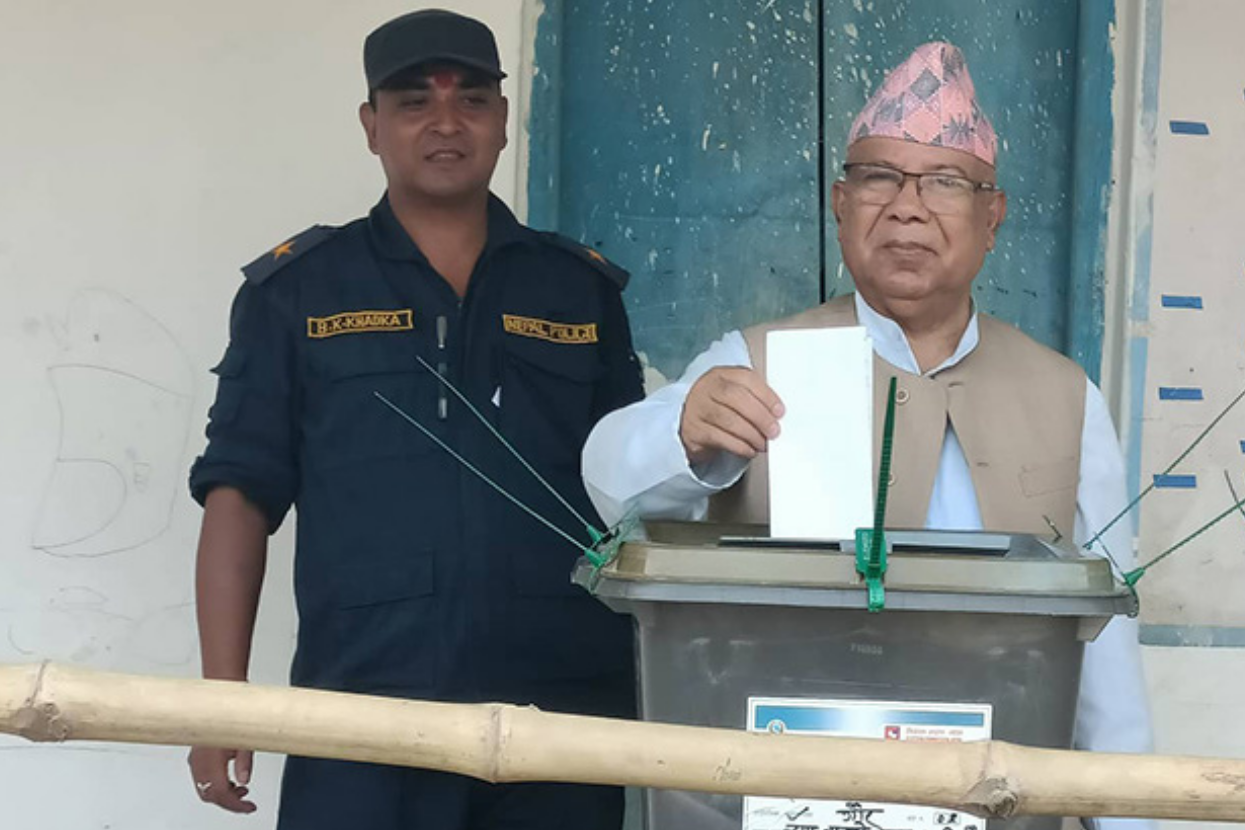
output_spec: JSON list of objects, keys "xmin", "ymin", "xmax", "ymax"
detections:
[{"xmin": 743, "ymin": 697, "xmax": 993, "ymax": 830}]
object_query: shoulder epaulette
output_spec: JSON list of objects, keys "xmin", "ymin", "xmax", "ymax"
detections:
[
  {"xmin": 241, "ymin": 225, "xmax": 339, "ymax": 285},
  {"xmin": 540, "ymin": 232, "xmax": 630, "ymax": 290}
]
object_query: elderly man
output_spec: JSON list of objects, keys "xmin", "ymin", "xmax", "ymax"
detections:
[{"xmin": 583, "ymin": 41, "xmax": 1152, "ymax": 830}]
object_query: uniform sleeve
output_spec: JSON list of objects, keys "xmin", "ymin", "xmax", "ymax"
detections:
[
  {"xmin": 1072, "ymin": 378, "xmax": 1156, "ymax": 830},
  {"xmin": 188, "ymin": 281, "xmax": 300, "ymax": 532},
  {"xmin": 582, "ymin": 331, "xmax": 754, "ymax": 527}
]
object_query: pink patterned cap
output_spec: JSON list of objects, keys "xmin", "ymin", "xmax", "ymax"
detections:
[{"xmin": 848, "ymin": 41, "xmax": 997, "ymax": 166}]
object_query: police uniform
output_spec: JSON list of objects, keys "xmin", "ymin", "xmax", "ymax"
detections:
[{"xmin": 190, "ymin": 193, "xmax": 643, "ymax": 828}]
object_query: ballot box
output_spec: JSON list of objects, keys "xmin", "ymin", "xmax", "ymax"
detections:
[{"xmin": 573, "ymin": 521, "xmax": 1135, "ymax": 830}]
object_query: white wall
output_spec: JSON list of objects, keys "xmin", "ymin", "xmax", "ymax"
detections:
[
  {"xmin": 1133, "ymin": 3, "xmax": 1245, "ymax": 826},
  {"xmin": 0, "ymin": 2, "xmax": 525, "ymax": 827},
  {"xmin": 1135, "ymin": 0, "xmax": 1245, "ymax": 629}
]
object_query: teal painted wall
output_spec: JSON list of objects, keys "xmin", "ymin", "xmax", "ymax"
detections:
[{"xmin": 530, "ymin": 0, "xmax": 821, "ymax": 378}]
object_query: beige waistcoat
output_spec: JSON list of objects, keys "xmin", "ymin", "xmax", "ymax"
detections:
[{"xmin": 707, "ymin": 295, "xmax": 1086, "ymax": 539}]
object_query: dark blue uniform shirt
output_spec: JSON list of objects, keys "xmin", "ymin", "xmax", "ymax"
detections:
[{"xmin": 190, "ymin": 194, "xmax": 643, "ymax": 717}]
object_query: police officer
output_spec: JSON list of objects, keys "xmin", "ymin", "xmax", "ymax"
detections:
[{"xmin": 187, "ymin": 10, "xmax": 643, "ymax": 829}]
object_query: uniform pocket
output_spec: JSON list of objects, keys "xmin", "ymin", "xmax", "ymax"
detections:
[
  {"xmin": 206, "ymin": 345, "xmax": 248, "ymax": 425},
  {"xmin": 335, "ymin": 550, "xmax": 435, "ymax": 609},
  {"xmin": 304, "ymin": 336, "xmax": 438, "ymax": 469},
  {"xmin": 295, "ymin": 546, "xmax": 438, "ymax": 693},
  {"xmin": 494, "ymin": 336, "xmax": 604, "ymax": 597},
  {"xmin": 498, "ymin": 335, "xmax": 603, "ymax": 468}
]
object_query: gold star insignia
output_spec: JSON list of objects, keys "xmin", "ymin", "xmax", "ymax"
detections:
[{"xmin": 272, "ymin": 240, "xmax": 295, "ymax": 260}]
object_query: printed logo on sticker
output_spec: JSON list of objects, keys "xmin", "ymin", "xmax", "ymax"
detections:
[
  {"xmin": 502, "ymin": 314, "xmax": 597, "ymax": 344},
  {"xmin": 307, "ymin": 309, "xmax": 414, "ymax": 339}
]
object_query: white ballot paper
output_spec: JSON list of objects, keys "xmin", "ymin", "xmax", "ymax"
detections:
[{"xmin": 766, "ymin": 327, "xmax": 873, "ymax": 540}]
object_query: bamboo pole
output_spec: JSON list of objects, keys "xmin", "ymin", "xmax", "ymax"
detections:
[{"xmin": 2, "ymin": 662, "xmax": 1243, "ymax": 822}]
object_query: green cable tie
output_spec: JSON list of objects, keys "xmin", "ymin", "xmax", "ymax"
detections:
[
  {"xmin": 584, "ymin": 539, "xmax": 610, "ymax": 568},
  {"xmin": 375, "ymin": 392, "xmax": 593, "ymax": 557},
  {"xmin": 867, "ymin": 576, "xmax": 886, "ymax": 610},
  {"xmin": 584, "ymin": 511, "xmax": 640, "ymax": 593},
  {"xmin": 857, "ymin": 377, "xmax": 898, "ymax": 613},
  {"xmin": 1084, "ymin": 383, "xmax": 1245, "ymax": 552},
  {"xmin": 377, "ymin": 392, "xmax": 641, "ymax": 600},
  {"xmin": 1117, "ymin": 486, "xmax": 1245, "ymax": 597},
  {"xmin": 854, "ymin": 527, "xmax": 888, "ymax": 612},
  {"xmin": 414, "ymin": 355, "xmax": 605, "ymax": 541},
  {"xmin": 1131, "ymin": 492, "xmax": 1245, "ymax": 578}
]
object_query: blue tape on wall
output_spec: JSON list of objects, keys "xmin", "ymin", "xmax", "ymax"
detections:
[
  {"xmin": 1240, "ymin": 440, "xmax": 1245, "ymax": 454},
  {"xmin": 1160, "ymin": 295, "xmax": 1203, "ymax": 309},
  {"xmin": 1153, "ymin": 474, "xmax": 1197, "ymax": 488},
  {"xmin": 1158, "ymin": 387, "xmax": 1204, "ymax": 400},
  {"xmin": 1141, "ymin": 624, "xmax": 1245, "ymax": 648},
  {"xmin": 1169, "ymin": 120, "xmax": 1210, "ymax": 135}
]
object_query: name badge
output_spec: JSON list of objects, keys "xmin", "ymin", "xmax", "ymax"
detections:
[
  {"xmin": 503, "ymin": 314, "xmax": 597, "ymax": 344},
  {"xmin": 307, "ymin": 309, "xmax": 414, "ymax": 339}
]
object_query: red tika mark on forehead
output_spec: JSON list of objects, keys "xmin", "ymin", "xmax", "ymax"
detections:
[{"xmin": 430, "ymin": 70, "xmax": 459, "ymax": 90}]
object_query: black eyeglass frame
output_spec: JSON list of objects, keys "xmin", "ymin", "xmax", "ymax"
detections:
[{"xmin": 840, "ymin": 162, "xmax": 1000, "ymax": 202}]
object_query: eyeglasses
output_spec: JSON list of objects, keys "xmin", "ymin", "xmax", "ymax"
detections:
[{"xmin": 841, "ymin": 163, "xmax": 999, "ymax": 215}]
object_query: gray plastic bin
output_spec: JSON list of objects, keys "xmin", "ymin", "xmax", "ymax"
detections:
[{"xmin": 573, "ymin": 521, "xmax": 1135, "ymax": 830}]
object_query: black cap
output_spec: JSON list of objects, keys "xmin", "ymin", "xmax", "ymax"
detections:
[{"xmin": 364, "ymin": 9, "xmax": 506, "ymax": 89}]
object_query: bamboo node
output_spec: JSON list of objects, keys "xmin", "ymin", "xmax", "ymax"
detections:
[
  {"xmin": 14, "ymin": 702, "xmax": 70, "ymax": 743},
  {"xmin": 964, "ymin": 776, "xmax": 1019, "ymax": 818},
  {"xmin": 486, "ymin": 704, "xmax": 506, "ymax": 784}
]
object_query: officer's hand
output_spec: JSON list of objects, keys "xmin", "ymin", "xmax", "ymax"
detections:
[
  {"xmin": 680, "ymin": 366, "xmax": 785, "ymax": 466},
  {"xmin": 188, "ymin": 746, "xmax": 257, "ymax": 814}
]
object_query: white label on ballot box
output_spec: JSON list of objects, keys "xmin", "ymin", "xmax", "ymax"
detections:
[
  {"xmin": 743, "ymin": 697, "xmax": 993, "ymax": 830},
  {"xmin": 765, "ymin": 327, "xmax": 873, "ymax": 541}
]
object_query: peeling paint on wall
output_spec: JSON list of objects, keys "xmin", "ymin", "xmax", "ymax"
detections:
[{"xmin": 531, "ymin": 0, "xmax": 821, "ymax": 378}]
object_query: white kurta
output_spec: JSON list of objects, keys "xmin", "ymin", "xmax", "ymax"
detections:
[{"xmin": 583, "ymin": 294, "xmax": 1153, "ymax": 830}]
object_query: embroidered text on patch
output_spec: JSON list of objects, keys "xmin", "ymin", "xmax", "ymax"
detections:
[
  {"xmin": 307, "ymin": 309, "xmax": 414, "ymax": 339},
  {"xmin": 502, "ymin": 315, "xmax": 598, "ymax": 344}
]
